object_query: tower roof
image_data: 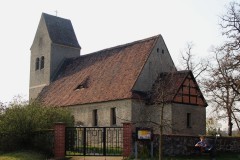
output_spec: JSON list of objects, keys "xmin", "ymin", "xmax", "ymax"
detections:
[{"xmin": 42, "ymin": 13, "xmax": 81, "ymax": 48}]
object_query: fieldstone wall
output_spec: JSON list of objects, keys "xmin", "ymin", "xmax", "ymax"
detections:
[
  {"xmin": 161, "ymin": 135, "xmax": 200, "ymax": 156},
  {"xmin": 161, "ymin": 135, "xmax": 240, "ymax": 156},
  {"xmin": 134, "ymin": 134, "xmax": 240, "ymax": 157},
  {"xmin": 216, "ymin": 137, "xmax": 240, "ymax": 152}
]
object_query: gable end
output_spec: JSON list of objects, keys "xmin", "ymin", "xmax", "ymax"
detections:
[{"xmin": 173, "ymin": 72, "xmax": 207, "ymax": 107}]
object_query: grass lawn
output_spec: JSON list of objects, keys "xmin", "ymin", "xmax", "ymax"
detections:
[{"xmin": 0, "ymin": 150, "xmax": 47, "ymax": 160}]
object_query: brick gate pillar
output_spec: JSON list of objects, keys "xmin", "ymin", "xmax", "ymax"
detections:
[
  {"xmin": 54, "ymin": 122, "xmax": 66, "ymax": 159},
  {"xmin": 123, "ymin": 122, "xmax": 133, "ymax": 158}
]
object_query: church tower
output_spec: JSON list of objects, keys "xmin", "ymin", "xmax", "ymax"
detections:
[{"xmin": 29, "ymin": 13, "xmax": 81, "ymax": 100}]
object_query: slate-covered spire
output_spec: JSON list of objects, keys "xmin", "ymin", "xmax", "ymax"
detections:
[
  {"xmin": 43, "ymin": 13, "xmax": 81, "ymax": 48},
  {"xmin": 29, "ymin": 13, "xmax": 81, "ymax": 100}
]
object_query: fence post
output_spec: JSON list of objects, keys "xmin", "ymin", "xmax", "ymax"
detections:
[
  {"xmin": 123, "ymin": 122, "xmax": 133, "ymax": 158},
  {"xmin": 54, "ymin": 122, "xmax": 66, "ymax": 159}
]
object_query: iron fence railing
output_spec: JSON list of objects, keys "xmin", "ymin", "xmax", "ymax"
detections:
[{"xmin": 65, "ymin": 127, "xmax": 123, "ymax": 156}]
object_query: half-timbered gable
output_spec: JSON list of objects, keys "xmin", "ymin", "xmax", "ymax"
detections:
[
  {"xmin": 149, "ymin": 71, "xmax": 207, "ymax": 135},
  {"xmin": 150, "ymin": 71, "xmax": 207, "ymax": 106},
  {"xmin": 173, "ymin": 71, "xmax": 207, "ymax": 107}
]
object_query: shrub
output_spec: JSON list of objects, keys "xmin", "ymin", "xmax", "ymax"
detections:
[{"xmin": 0, "ymin": 102, "xmax": 74, "ymax": 153}]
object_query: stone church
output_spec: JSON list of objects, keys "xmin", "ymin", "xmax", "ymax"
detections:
[{"xmin": 30, "ymin": 13, "xmax": 207, "ymax": 135}]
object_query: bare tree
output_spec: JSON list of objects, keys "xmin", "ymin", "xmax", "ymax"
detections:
[
  {"xmin": 148, "ymin": 72, "xmax": 179, "ymax": 160},
  {"xmin": 220, "ymin": 2, "xmax": 240, "ymax": 51},
  {"xmin": 131, "ymin": 72, "xmax": 177, "ymax": 160},
  {"xmin": 220, "ymin": 1, "xmax": 240, "ymax": 95},
  {"xmin": 203, "ymin": 50, "xmax": 240, "ymax": 136},
  {"xmin": 179, "ymin": 42, "xmax": 209, "ymax": 79}
]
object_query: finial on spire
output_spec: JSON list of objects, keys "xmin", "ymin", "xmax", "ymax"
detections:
[{"xmin": 55, "ymin": 10, "xmax": 58, "ymax": 16}]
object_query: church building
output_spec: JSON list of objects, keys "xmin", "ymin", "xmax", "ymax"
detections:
[{"xmin": 30, "ymin": 13, "xmax": 207, "ymax": 135}]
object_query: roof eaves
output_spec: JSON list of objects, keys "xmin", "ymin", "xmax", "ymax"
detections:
[
  {"xmin": 57, "ymin": 97, "xmax": 134, "ymax": 107},
  {"xmin": 189, "ymin": 71, "xmax": 208, "ymax": 107},
  {"xmin": 171, "ymin": 70, "xmax": 208, "ymax": 107},
  {"xmin": 187, "ymin": 71, "xmax": 208, "ymax": 107},
  {"xmin": 51, "ymin": 43, "xmax": 81, "ymax": 49},
  {"xmin": 171, "ymin": 71, "xmax": 190, "ymax": 101}
]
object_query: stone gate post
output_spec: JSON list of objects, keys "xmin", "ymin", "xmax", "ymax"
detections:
[
  {"xmin": 54, "ymin": 122, "xmax": 66, "ymax": 159},
  {"xmin": 123, "ymin": 123, "xmax": 133, "ymax": 158}
]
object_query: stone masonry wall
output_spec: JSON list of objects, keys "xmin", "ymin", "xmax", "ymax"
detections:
[
  {"xmin": 171, "ymin": 103, "xmax": 206, "ymax": 135},
  {"xmin": 68, "ymin": 99, "xmax": 132, "ymax": 127},
  {"xmin": 30, "ymin": 16, "xmax": 52, "ymax": 100},
  {"xmin": 134, "ymin": 134, "xmax": 240, "ymax": 157},
  {"xmin": 161, "ymin": 135, "xmax": 240, "ymax": 156},
  {"xmin": 216, "ymin": 136, "xmax": 240, "ymax": 152}
]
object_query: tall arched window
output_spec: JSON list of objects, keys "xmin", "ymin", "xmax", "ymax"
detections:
[
  {"xmin": 35, "ymin": 58, "xmax": 40, "ymax": 70},
  {"xmin": 40, "ymin": 56, "xmax": 44, "ymax": 69}
]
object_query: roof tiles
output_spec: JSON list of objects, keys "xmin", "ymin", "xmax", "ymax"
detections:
[
  {"xmin": 150, "ymin": 71, "xmax": 190, "ymax": 104},
  {"xmin": 38, "ymin": 35, "xmax": 159, "ymax": 106},
  {"xmin": 150, "ymin": 70, "xmax": 207, "ymax": 106}
]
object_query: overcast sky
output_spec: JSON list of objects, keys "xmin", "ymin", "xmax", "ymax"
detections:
[{"xmin": 0, "ymin": 0, "xmax": 231, "ymax": 104}]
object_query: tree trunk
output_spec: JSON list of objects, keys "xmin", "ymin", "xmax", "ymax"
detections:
[
  {"xmin": 226, "ymin": 86, "xmax": 233, "ymax": 136},
  {"xmin": 159, "ymin": 105, "xmax": 164, "ymax": 160},
  {"xmin": 159, "ymin": 129, "xmax": 163, "ymax": 160},
  {"xmin": 228, "ymin": 116, "xmax": 233, "ymax": 136},
  {"xmin": 232, "ymin": 111, "xmax": 240, "ymax": 132}
]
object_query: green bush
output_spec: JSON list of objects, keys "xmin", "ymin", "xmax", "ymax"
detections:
[
  {"xmin": 32, "ymin": 129, "xmax": 54, "ymax": 157},
  {"xmin": 0, "ymin": 102, "xmax": 74, "ymax": 152}
]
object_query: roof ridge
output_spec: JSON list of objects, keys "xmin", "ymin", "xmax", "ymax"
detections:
[
  {"xmin": 80, "ymin": 34, "xmax": 161, "ymax": 58},
  {"xmin": 42, "ymin": 12, "xmax": 70, "ymax": 21},
  {"xmin": 160, "ymin": 70, "xmax": 191, "ymax": 75}
]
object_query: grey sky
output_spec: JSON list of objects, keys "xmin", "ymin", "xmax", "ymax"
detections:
[{"xmin": 0, "ymin": 0, "xmax": 230, "ymax": 103}]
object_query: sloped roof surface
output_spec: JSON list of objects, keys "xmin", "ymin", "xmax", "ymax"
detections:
[
  {"xmin": 38, "ymin": 35, "xmax": 159, "ymax": 106},
  {"xmin": 43, "ymin": 13, "xmax": 80, "ymax": 48},
  {"xmin": 150, "ymin": 70, "xmax": 207, "ymax": 106},
  {"xmin": 150, "ymin": 71, "xmax": 189, "ymax": 103}
]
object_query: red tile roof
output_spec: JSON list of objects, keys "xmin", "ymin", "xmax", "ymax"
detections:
[
  {"xmin": 38, "ymin": 35, "xmax": 159, "ymax": 106},
  {"xmin": 150, "ymin": 71, "xmax": 189, "ymax": 104},
  {"xmin": 150, "ymin": 71, "xmax": 207, "ymax": 107}
]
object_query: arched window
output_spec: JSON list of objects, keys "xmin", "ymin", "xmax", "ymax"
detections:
[
  {"xmin": 35, "ymin": 58, "xmax": 40, "ymax": 70},
  {"xmin": 40, "ymin": 56, "xmax": 44, "ymax": 69}
]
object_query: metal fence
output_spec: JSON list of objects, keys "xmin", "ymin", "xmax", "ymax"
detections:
[{"xmin": 65, "ymin": 127, "xmax": 123, "ymax": 156}]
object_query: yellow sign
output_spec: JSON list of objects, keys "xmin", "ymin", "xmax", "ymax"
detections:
[{"xmin": 137, "ymin": 130, "xmax": 151, "ymax": 140}]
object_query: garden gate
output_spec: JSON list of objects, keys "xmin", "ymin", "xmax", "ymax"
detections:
[{"xmin": 65, "ymin": 127, "xmax": 123, "ymax": 156}]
